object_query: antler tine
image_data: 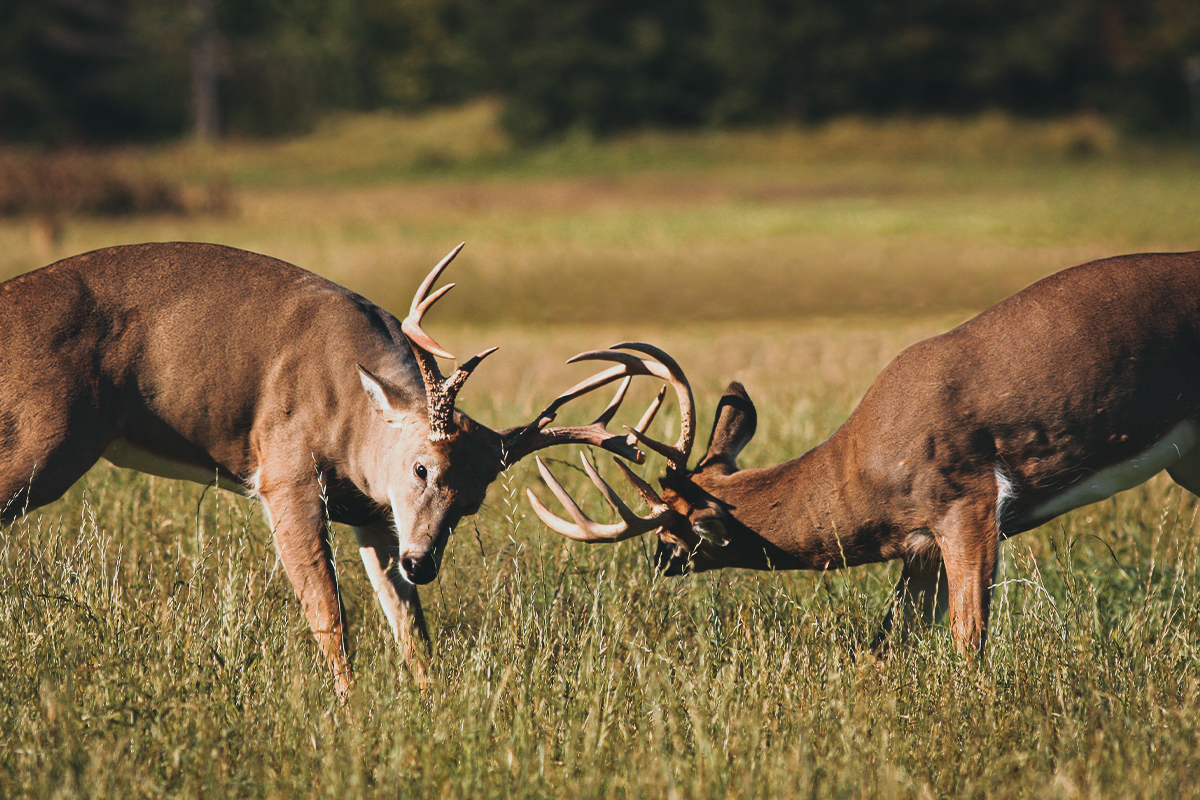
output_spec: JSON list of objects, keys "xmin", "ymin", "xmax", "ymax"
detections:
[
  {"xmin": 526, "ymin": 456, "xmax": 670, "ymax": 543},
  {"xmin": 399, "ymin": 243, "xmax": 501, "ymax": 440},
  {"xmin": 532, "ymin": 363, "xmax": 634, "ymax": 427},
  {"xmin": 613, "ymin": 342, "xmax": 695, "ymax": 471},
  {"xmin": 567, "ymin": 345, "xmax": 695, "ymax": 471},
  {"xmin": 501, "ymin": 342, "xmax": 690, "ymax": 467},
  {"xmin": 442, "ymin": 346, "xmax": 500, "ymax": 409},
  {"xmin": 625, "ymin": 385, "xmax": 665, "ymax": 446},
  {"xmin": 401, "ymin": 243, "xmax": 465, "ymax": 361},
  {"xmin": 623, "ymin": 424, "xmax": 684, "ymax": 464},
  {"xmin": 578, "ymin": 453, "xmax": 656, "ymax": 528},
  {"xmin": 410, "ymin": 242, "xmax": 465, "ymax": 315},
  {"xmin": 499, "ymin": 362, "xmax": 650, "ymax": 466},
  {"xmin": 594, "ymin": 376, "xmax": 632, "ymax": 427},
  {"xmin": 609, "ymin": 457, "xmax": 664, "ymax": 505}
]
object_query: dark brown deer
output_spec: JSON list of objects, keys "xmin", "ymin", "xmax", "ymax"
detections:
[
  {"xmin": 529, "ymin": 251, "xmax": 1200, "ymax": 653},
  {"xmin": 0, "ymin": 241, "xmax": 652, "ymax": 694}
]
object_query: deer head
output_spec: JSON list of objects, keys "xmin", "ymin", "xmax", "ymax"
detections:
[
  {"xmin": 525, "ymin": 343, "xmax": 764, "ymax": 574},
  {"xmin": 359, "ymin": 246, "xmax": 655, "ymax": 585}
]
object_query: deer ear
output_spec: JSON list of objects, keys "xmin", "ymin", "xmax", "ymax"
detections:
[
  {"xmin": 698, "ymin": 381, "xmax": 757, "ymax": 472},
  {"xmin": 358, "ymin": 365, "xmax": 413, "ymax": 428}
]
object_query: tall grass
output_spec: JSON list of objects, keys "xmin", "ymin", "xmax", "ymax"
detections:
[{"xmin": 2, "ymin": 322, "xmax": 1200, "ymax": 797}]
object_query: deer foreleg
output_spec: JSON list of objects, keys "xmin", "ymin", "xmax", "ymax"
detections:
[
  {"xmin": 261, "ymin": 490, "xmax": 351, "ymax": 696},
  {"xmin": 936, "ymin": 499, "xmax": 1000, "ymax": 654},
  {"xmin": 354, "ymin": 523, "xmax": 432, "ymax": 687},
  {"xmin": 872, "ymin": 549, "xmax": 948, "ymax": 650}
]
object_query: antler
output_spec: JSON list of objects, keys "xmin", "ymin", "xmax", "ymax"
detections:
[
  {"xmin": 401, "ymin": 243, "xmax": 500, "ymax": 441},
  {"xmin": 566, "ymin": 342, "xmax": 696, "ymax": 472},
  {"xmin": 400, "ymin": 246, "xmax": 675, "ymax": 458},
  {"xmin": 500, "ymin": 340, "xmax": 694, "ymax": 468},
  {"xmin": 523, "ymin": 342, "xmax": 696, "ymax": 543},
  {"xmin": 526, "ymin": 455, "xmax": 678, "ymax": 542},
  {"xmin": 497, "ymin": 368, "xmax": 664, "ymax": 467}
]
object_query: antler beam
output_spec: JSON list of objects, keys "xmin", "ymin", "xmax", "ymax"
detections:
[{"xmin": 565, "ymin": 342, "xmax": 696, "ymax": 472}]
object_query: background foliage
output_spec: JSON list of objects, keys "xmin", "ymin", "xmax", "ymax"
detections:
[{"xmin": 2, "ymin": 0, "xmax": 1200, "ymax": 143}]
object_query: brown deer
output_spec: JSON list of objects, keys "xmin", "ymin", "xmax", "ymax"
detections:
[
  {"xmin": 0, "ymin": 241, "xmax": 653, "ymax": 694},
  {"xmin": 528, "ymin": 251, "xmax": 1200, "ymax": 653}
]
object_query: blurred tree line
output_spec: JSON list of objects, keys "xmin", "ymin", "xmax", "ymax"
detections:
[{"xmin": 2, "ymin": 0, "xmax": 1198, "ymax": 144}]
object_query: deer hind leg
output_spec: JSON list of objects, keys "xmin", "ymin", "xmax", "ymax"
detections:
[
  {"xmin": 935, "ymin": 498, "xmax": 1000, "ymax": 654},
  {"xmin": 260, "ymin": 486, "xmax": 351, "ymax": 696},
  {"xmin": 872, "ymin": 543, "xmax": 949, "ymax": 650},
  {"xmin": 353, "ymin": 523, "xmax": 431, "ymax": 687}
]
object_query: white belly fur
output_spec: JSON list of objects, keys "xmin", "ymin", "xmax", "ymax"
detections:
[
  {"xmin": 101, "ymin": 437, "xmax": 247, "ymax": 494},
  {"xmin": 1025, "ymin": 419, "xmax": 1200, "ymax": 525}
]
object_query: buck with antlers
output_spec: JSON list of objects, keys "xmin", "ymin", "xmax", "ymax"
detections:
[
  {"xmin": 529, "ymin": 251, "xmax": 1200, "ymax": 653},
  {"xmin": 0, "ymin": 241, "xmax": 653, "ymax": 694}
]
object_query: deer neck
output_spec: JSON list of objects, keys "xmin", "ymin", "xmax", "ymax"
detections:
[{"xmin": 696, "ymin": 432, "xmax": 904, "ymax": 572}]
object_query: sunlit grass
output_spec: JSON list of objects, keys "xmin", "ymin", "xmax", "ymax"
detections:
[
  {"xmin": 3, "ymin": 107, "xmax": 1197, "ymax": 326},
  {"xmin": 4, "ymin": 320, "xmax": 1200, "ymax": 797}
]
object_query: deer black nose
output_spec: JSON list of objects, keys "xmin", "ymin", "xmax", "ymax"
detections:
[{"xmin": 400, "ymin": 555, "xmax": 438, "ymax": 585}]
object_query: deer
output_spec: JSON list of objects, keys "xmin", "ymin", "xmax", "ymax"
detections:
[
  {"xmin": 0, "ymin": 241, "xmax": 656, "ymax": 695},
  {"xmin": 527, "ymin": 250, "xmax": 1200, "ymax": 655}
]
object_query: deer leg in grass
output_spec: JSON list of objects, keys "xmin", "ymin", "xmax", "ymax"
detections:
[
  {"xmin": 872, "ymin": 551, "xmax": 949, "ymax": 650},
  {"xmin": 262, "ymin": 488, "xmax": 351, "ymax": 696},
  {"xmin": 0, "ymin": 451, "xmax": 95, "ymax": 526},
  {"xmin": 936, "ymin": 500, "xmax": 1001, "ymax": 655},
  {"xmin": 354, "ymin": 523, "xmax": 431, "ymax": 687}
]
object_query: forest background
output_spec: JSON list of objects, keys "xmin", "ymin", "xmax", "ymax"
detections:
[{"xmin": 4, "ymin": 0, "xmax": 1200, "ymax": 146}]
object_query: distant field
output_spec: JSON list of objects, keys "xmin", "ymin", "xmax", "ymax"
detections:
[
  {"xmin": 2, "ymin": 105, "xmax": 1197, "ymax": 322},
  {"xmin": 2, "ymin": 108, "xmax": 1200, "ymax": 797}
]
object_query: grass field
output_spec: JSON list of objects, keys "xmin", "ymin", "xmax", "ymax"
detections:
[{"xmin": 2, "ymin": 106, "xmax": 1200, "ymax": 797}]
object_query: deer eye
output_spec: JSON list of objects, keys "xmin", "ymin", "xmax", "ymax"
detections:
[{"xmin": 414, "ymin": 463, "xmax": 428, "ymax": 481}]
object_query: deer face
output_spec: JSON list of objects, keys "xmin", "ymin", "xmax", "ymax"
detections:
[
  {"xmin": 654, "ymin": 469, "xmax": 734, "ymax": 575},
  {"xmin": 653, "ymin": 382, "xmax": 758, "ymax": 575},
  {"xmin": 393, "ymin": 421, "xmax": 504, "ymax": 584},
  {"xmin": 360, "ymin": 368, "xmax": 504, "ymax": 584}
]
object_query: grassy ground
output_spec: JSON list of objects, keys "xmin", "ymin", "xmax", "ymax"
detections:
[{"xmin": 2, "ymin": 107, "xmax": 1200, "ymax": 797}]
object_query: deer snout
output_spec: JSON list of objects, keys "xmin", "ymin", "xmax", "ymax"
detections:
[{"xmin": 399, "ymin": 552, "xmax": 439, "ymax": 584}]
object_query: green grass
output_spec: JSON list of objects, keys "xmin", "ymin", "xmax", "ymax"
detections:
[
  {"xmin": 2, "ymin": 108, "xmax": 1200, "ymax": 796},
  {"xmin": 4, "ymin": 322, "xmax": 1200, "ymax": 798}
]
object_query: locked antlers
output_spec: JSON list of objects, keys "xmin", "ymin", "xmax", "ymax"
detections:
[
  {"xmin": 402, "ymin": 247, "xmax": 696, "ymax": 541},
  {"xmin": 525, "ymin": 344, "xmax": 696, "ymax": 542}
]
